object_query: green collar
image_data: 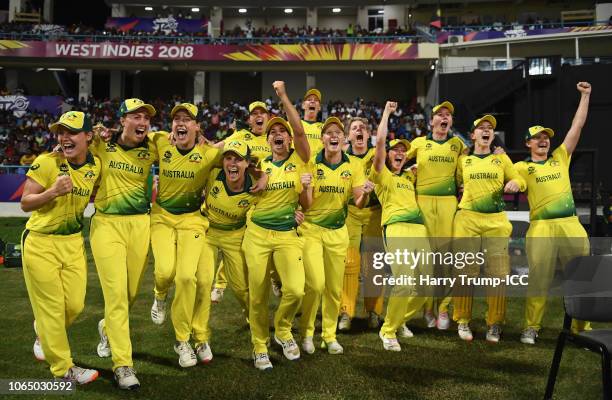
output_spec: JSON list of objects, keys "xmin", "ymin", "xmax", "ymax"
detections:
[
  {"xmin": 68, "ymin": 151, "xmax": 96, "ymax": 170},
  {"xmin": 216, "ymin": 169, "xmax": 253, "ymax": 196},
  {"xmin": 177, "ymin": 145, "xmax": 196, "ymax": 156},
  {"xmin": 426, "ymin": 132, "xmax": 451, "ymax": 144},
  {"xmin": 471, "ymin": 153, "xmax": 492, "ymax": 159},
  {"xmin": 112, "ymin": 131, "xmax": 150, "ymax": 150},
  {"xmin": 524, "ymin": 155, "xmax": 551, "ymax": 165},
  {"xmin": 315, "ymin": 149, "xmax": 350, "ymax": 170},
  {"xmin": 265, "ymin": 149, "xmax": 294, "ymax": 167},
  {"xmin": 302, "ymin": 119, "xmax": 320, "ymax": 125},
  {"xmin": 347, "ymin": 142, "xmax": 373, "ymax": 158}
]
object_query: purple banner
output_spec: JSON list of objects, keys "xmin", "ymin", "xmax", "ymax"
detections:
[
  {"xmin": 436, "ymin": 24, "xmax": 612, "ymax": 43},
  {"xmin": 0, "ymin": 174, "xmax": 26, "ymax": 202},
  {"xmin": 0, "ymin": 96, "xmax": 62, "ymax": 117},
  {"xmin": 105, "ymin": 17, "xmax": 208, "ymax": 34}
]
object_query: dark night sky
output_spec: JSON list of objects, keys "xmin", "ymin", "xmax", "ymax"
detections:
[{"xmin": 0, "ymin": 0, "xmax": 111, "ymax": 27}]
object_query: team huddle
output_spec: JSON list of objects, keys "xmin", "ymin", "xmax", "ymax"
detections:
[{"xmin": 19, "ymin": 80, "xmax": 592, "ymax": 389}]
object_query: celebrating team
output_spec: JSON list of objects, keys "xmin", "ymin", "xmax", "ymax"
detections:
[{"xmin": 20, "ymin": 80, "xmax": 593, "ymax": 387}]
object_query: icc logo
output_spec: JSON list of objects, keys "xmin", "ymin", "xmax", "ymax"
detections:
[
  {"xmin": 528, "ymin": 166, "xmax": 536, "ymax": 175},
  {"xmin": 210, "ymin": 186, "xmax": 220, "ymax": 198},
  {"xmin": 59, "ymin": 164, "xmax": 69, "ymax": 175}
]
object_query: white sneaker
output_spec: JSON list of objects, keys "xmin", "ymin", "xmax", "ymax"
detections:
[
  {"xmin": 397, "ymin": 324, "xmax": 414, "ymax": 338},
  {"xmin": 458, "ymin": 323, "xmax": 473, "ymax": 342},
  {"xmin": 368, "ymin": 312, "xmax": 381, "ymax": 329},
  {"xmin": 210, "ymin": 288, "xmax": 224, "ymax": 304},
  {"xmin": 322, "ymin": 340, "xmax": 344, "ymax": 355},
  {"xmin": 437, "ymin": 311, "xmax": 451, "ymax": 330},
  {"xmin": 486, "ymin": 324, "xmax": 502, "ymax": 343},
  {"xmin": 195, "ymin": 342, "xmax": 213, "ymax": 363},
  {"xmin": 271, "ymin": 279, "xmax": 282, "ymax": 298},
  {"xmin": 424, "ymin": 310, "xmax": 437, "ymax": 328},
  {"xmin": 379, "ymin": 331, "xmax": 401, "ymax": 352},
  {"xmin": 301, "ymin": 336, "xmax": 315, "ymax": 354},
  {"xmin": 61, "ymin": 365, "xmax": 99, "ymax": 385},
  {"xmin": 253, "ymin": 352, "xmax": 273, "ymax": 371},
  {"xmin": 274, "ymin": 335, "xmax": 300, "ymax": 361},
  {"xmin": 520, "ymin": 327, "xmax": 538, "ymax": 345},
  {"xmin": 174, "ymin": 341, "xmax": 197, "ymax": 368},
  {"xmin": 33, "ymin": 320, "xmax": 45, "ymax": 361},
  {"xmin": 96, "ymin": 319, "xmax": 111, "ymax": 358},
  {"xmin": 114, "ymin": 366, "xmax": 140, "ymax": 390},
  {"xmin": 150, "ymin": 297, "xmax": 166, "ymax": 325},
  {"xmin": 338, "ymin": 313, "xmax": 351, "ymax": 331}
]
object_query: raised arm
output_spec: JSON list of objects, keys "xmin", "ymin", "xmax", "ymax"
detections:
[
  {"xmin": 563, "ymin": 82, "xmax": 591, "ymax": 155},
  {"xmin": 273, "ymin": 81, "xmax": 310, "ymax": 163},
  {"xmin": 373, "ymin": 101, "xmax": 397, "ymax": 173}
]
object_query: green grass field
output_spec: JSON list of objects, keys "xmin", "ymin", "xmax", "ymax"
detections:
[{"xmin": 0, "ymin": 217, "xmax": 607, "ymax": 399}]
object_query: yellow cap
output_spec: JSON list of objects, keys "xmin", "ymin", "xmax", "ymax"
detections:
[
  {"xmin": 304, "ymin": 88, "xmax": 322, "ymax": 102},
  {"xmin": 49, "ymin": 111, "xmax": 92, "ymax": 134},
  {"xmin": 171, "ymin": 103, "xmax": 198, "ymax": 119},
  {"xmin": 119, "ymin": 98, "xmax": 156, "ymax": 117},
  {"xmin": 432, "ymin": 101, "xmax": 454, "ymax": 115},
  {"xmin": 265, "ymin": 117, "xmax": 293, "ymax": 136},
  {"xmin": 388, "ymin": 139, "xmax": 411, "ymax": 151},
  {"xmin": 321, "ymin": 117, "xmax": 344, "ymax": 135},
  {"xmin": 248, "ymin": 101, "xmax": 268, "ymax": 113},
  {"xmin": 472, "ymin": 114, "xmax": 497, "ymax": 130},
  {"xmin": 222, "ymin": 140, "xmax": 250, "ymax": 160},
  {"xmin": 526, "ymin": 125, "xmax": 555, "ymax": 140}
]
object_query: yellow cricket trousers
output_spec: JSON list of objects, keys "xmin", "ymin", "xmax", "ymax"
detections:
[
  {"xmin": 452, "ymin": 209, "xmax": 512, "ymax": 326},
  {"xmin": 417, "ymin": 195, "xmax": 457, "ymax": 314},
  {"xmin": 524, "ymin": 216, "xmax": 590, "ymax": 332},
  {"xmin": 150, "ymin": 204, "xmax": 210, "ymax": 342},
  {"xmin": 242, "ymin": 222, "xmax": 305, "ymax": 354},
  {"xmin": 299, "ymin": 222, "xmax": 349, "ymax": 342},
  {"xmin": 206, "ymin": 227, "xmax": 249, "ymax": 314},
  {"xmin": 341, "ymin": 205, "xmax": 384, "ymax": 318},
  {"xmin": 22, "ymin": 230, "xmax": 86, "ymax": 377},
  {"xmin": 379, "ymin": 222, "xmax": 432, "ymax": 339},
  {"xmin": 90, "ymin": 212, "xmax": 150, "ymax": 370}
]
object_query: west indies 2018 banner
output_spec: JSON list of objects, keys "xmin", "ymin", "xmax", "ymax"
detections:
[
  {"xmin": 436, "ymin": 24, "xmax": 612, "ymax": 43},
  {"xmin": 0, "ymin": 41, "xmax": 418, "ymax": 61}
]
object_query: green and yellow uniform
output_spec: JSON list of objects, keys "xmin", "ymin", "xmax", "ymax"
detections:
[
  {"xmin": 226, "ymin": 129, "xmax": 270, "ymax": 166},
  {"xmin": 243, "ymin": 149, "xmax": 306, "ymax": 354},
  {"xmin": 407, "ymin": 134, "xmax": 466, "ymax": 315},
  {"xmin": 453, "ymin": 153, "xmax": 525, "ymax": 326},
  {"xmin": 302, "ymin": 120, "xmax": 323, "ymax": 154},
  {"xmin": 371, "ymin": 164, "xmax": 431, "ymax": 339},
  {"xmin": 202, "ymin": 167, "xmax": 258, "ymax": 315},
  {"xmin": 22, "ymin": 152, "xmax": 100, "ymax": 377},
  {"xmin": 299, "ymin": 150, "xmax": 365, "ymax": 343},
  {"xmin": 149, "ymin": 132, "xmax": 220, "ymax": 344},
  {"xmin": 515, "ymin": 144, "xmax": 589, "ymax": 332},
  {"xmin": 342, "ymin": 145, "xmax": 384, "ymax": 318},
  {"xmin": 89, "ymin": 132, "xmax": 157, "ymax": 370}
]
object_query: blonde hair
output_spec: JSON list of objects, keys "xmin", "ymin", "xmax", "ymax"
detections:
[{"xmin": 344, "ymin": 117, "xmax": 370, "ymax": 135}]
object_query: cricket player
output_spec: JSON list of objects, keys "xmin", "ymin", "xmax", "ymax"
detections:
[{"xmin": 301, "ymin": 88, "xmax": 324, "ymax": 153}]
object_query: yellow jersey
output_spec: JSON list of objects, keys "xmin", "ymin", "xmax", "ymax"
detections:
[
  {"xmin": 25, "ymin": 152, "xmax": 100, "ymax": 235},
  {"xmin": 152, "ymin": 132, "xmax": 220, "ymax": 214},
  {"xmin": 347, "ymin": 144, "xmax": 380, "ymax": 208},
  {"xmin": 226, "ymin": 129, "xmax": 270, "ymax": 166},
  {"xmin": 302, "ymin": 120, "xmax": 323, "ymax": 154},
  {"xmin": 370, "ymin": 164, "xmax": 423, "ymax": 226},
  {"xmin": 90, "ymin": 134, "xmax": 158, "ymax": 215},
  {"xmin": 406, "ymin": 134, "xmax": 466, "ymax": 196},
  {"xmin": 202, "ymin": 168, "xmax": 258, "ymax": 230},
  {"xmin": 514, "ymin": 144, "xmax": 577, "ymax": 221},
  {"xmin": 305, "ymin": 150, "xmax": 365, "ymax": 229},
  {"xmin": 251, "ymin": 149, "xmax": 305, "ymax": 231},
  {"xmin": 457, "ymin": 153, "xmax": 526, "ymax": 213}
]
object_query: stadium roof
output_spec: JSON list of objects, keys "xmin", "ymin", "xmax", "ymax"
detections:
[{"xmin": 106, "ymin": 0, "xmax": 506, "ymax": 7}]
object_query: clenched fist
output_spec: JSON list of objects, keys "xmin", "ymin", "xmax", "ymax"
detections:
[
  {"xmin": 52, "ymin": 175, "xmax": 73, "ymax": 197},
  {"xmin": 272, "ymin": 81, "xmax": 287, "ymax": 98},
  {"xmin": 576, "ymin": 81, "xmax": 591, "ymax": 95},
  {"xmin": 301, "ymin": 173, "xmax": 313, "ymax": 188},
  {"xmin": 384, "ymin": 101, "xmax": 398, "ymax": 114}
]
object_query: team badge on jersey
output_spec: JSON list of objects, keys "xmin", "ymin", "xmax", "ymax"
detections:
[
  {"xmin": 163, "ymin": 150, "xmax": 172, "ymax": 163},
  {"xmin": 238, "ymin": 199, "xmax": 250, "ymax": 208},
  {"xmin": 425, "ymin": 143, "xmax": 433, "ymax": 150},
  {"xmin": 105, "ymin": 143, "xmax": 117, "ymax": 152},
  {"xmin": 137, "ymin": 150, "xmax": 151, "ymax": 160},
  {"xmin": 84, "ymin": 170, "xmax": 96, "ymax": 180},
  {"xmin": 210, "ymin": 186, "xmax": 220, "ymax": 198},
  {"xmin": 244, "ymin": 133, "xmax": 252, "ymax": 140},
  {"xmin": 491, "ymin": 158, "xmax": 502, "ymax": 165},
  {"xmin": 285, "ymin": 163, "xmax": 297, "ymax": 172},
  {"xmin": 30, "ymin": 163, "xmax": 40, "ymax": 171},
  {"xmin": 265, "ymin": 167, "xmax": 272, "ymax": 175},
  {"xmin": 528, "ymin": 166, "xmax": 536, "ymax": 175},
  {"xmin": 189, "ymin": 153, "xmax": 203, "ymax": 163},
  {"xmin": 465, "ymin": 158, "xmax": 472, "ymax": 166},
  {"xmin": 550, "ymin": 160, "xmax": 560, "ymax": 167},
  {"xmin": 59, "ymin": 164, "xmax": 69, "ymax": 175},
  {"xmin": 316, "ymin": 169, "xmax": 325, "ymax": 180},
  {"xmin": 341, "ymin": 170, "xmax": 352, "ymax": 180},
  {"xmin": 451, "ymin": 144, "xmax": 458, "ymax": 152}
]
